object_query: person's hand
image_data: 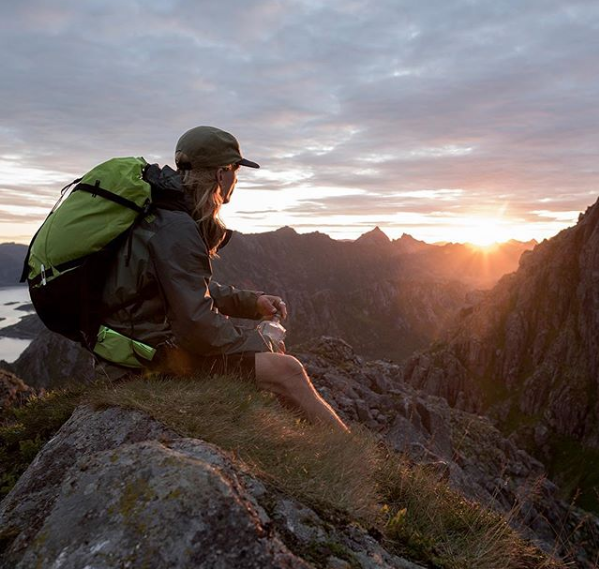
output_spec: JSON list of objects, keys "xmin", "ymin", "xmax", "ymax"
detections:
[{"xmin": 256, "ymin": 295, "xmax": 288, "ymax": 320}]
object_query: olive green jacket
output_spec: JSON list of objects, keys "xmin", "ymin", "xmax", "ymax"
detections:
[{"xmin": 100, "ymin": 167, "xmax": 271, "ymax": 358}]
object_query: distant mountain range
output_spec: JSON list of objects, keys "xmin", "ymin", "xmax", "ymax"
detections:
[
  {"xmin": 0, "ymin": 231, "xmax": 535, "ymax": 290},
  {"xmin": 213, "ymin": 227, "xmax": 535, "ymax": 361}
]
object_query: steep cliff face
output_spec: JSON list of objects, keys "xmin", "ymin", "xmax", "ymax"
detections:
[{"xmin": 401, "ymin": 198, "xmax": 599, "ymax": 505}]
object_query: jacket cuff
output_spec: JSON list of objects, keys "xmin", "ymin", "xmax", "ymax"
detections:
[{"xmin": 249, "ymin": 291, "xmax": 265, "ymax": 320}]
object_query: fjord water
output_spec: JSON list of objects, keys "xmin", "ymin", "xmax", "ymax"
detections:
[{"xmin": 0, "ymin": 285, "xmax": 34, "ymax": 362}]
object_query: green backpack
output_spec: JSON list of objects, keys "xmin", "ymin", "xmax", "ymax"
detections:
[{"xmin": 21, "ymin": 156, "xmax": 157, "ymax": 368}]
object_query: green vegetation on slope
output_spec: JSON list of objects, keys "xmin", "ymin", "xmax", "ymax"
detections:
[
  {"xmin": 0, "ymin": 386, "xmax": 83, "ymax": 497},
  {"xmin": 1, "ymin": 375, "xmax": 563, "ymax": 569}
]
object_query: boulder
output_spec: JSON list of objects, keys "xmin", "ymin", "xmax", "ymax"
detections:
[{"xmin": 0, "ymin": 405, "xmax": 423, "ymax": 569}]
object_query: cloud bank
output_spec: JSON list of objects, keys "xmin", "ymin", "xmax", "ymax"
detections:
[{"xmin": 1, "ymin": 0, "xmax": 598, "ymax": 242}]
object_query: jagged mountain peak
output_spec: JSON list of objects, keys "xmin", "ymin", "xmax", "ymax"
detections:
[
  {"xmin": 273, "ymin": 225, "xmax": 298, "ymax": 236},
  {"xmin": 397, "ymin": 232, "xmax": 417, "ymax": 241},
  {"xmin": 393, "ymin": 232, "xmax": 431, "ymax": 254},
  {"xmin": 354, "ymin": 226, "xmax": 391, "ymax": 245}
]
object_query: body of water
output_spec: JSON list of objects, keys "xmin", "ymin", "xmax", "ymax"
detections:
[{"xmin": 0, "ymin": 285, "xmax": 35, "ymax": 363}]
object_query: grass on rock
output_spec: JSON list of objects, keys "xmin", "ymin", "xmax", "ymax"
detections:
[{"xmin": 2, "ymin": 373, "xmax": 565, "ymax": 569}]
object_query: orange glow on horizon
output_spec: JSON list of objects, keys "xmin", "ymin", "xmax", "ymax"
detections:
[{"xmin": 446, "ymin": 215, "xmax": 514, "ymax": 247}]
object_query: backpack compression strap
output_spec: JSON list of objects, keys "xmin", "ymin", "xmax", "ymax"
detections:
[
  {"xmin": 21, "ymin": 177, "xmax": 149, "ymax": 284},
  {"xmin": 74, "ymin": 182, "xmax": 147, "ymax": 213}
]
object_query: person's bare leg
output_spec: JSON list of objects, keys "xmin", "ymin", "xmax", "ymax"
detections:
[{"xmin": 255, "ymin": 353, "xmax": 349, "ymax": 432}]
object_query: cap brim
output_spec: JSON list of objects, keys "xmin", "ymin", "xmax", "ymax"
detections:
[{"xmin": 237, "ymin": 158, "xmax": 260, "ymax": 169}]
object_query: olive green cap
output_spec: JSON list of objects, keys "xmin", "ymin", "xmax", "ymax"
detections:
[{"xmin": 175, "ymin": 126, "xmax": 260, "ymax": 170}]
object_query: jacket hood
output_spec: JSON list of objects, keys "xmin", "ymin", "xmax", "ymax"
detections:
[
  {"xmin": 144, "ymin": 164, "xmax": 194, "ymax": 214},
  {"xmin": 144, "ymin": 163, "xmax": 233, "ymax": 252}
]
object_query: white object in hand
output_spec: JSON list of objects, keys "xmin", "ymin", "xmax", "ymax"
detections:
[{"xmin": 257, "ymin": 314, "xmax": 286, "ymax": 352}]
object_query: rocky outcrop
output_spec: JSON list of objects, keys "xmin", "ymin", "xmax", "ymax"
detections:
[
  {"xmin": 400, "ymin": 198, "xmax": 599, "ymax": 453},
  {"xmin": 292, "ymin": 337, "xmax": 599, "ymax": 568},
  {"xmin": 0, "ymin": 405, "xmax": 423, "ymax": 569},
  {"xmin": 11, "ymin": 329, "xmax": 95, "ymax": 389},
  {"xmin": 3, "ymin": 335, "xmax": 599, "ymax": 567}
]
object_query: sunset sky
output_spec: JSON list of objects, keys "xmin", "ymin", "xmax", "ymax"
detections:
[{"xmin": 1, "ymin": 1, "xmax": 598, "ymax": 245}]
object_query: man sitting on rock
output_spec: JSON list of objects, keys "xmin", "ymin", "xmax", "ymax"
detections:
[{"xmin": 100, "ymin": 126, "xmax": 349, "ymax": 433}]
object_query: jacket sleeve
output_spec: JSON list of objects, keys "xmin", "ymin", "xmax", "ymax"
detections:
[
  {"xmin": 208, "ymin": 281, "xmax": 264, "ymax": 320},
  {"xmin": 148, "ymin": 218, "xmax": 272, "ymax": 356}
]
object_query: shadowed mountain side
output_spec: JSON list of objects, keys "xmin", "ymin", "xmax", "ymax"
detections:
[
  {"xmin": 402, "ymin": 238, "xmax": 539, "ymax": 289},
  {"xmin": 212, "ymin": 227, "xmax": 533, "ymax": 362},
  {"xmin": 0, "ymin": 243, "xmax": 27, "ymax": 287},
  {"xmin": 400, "ymin": 197, "xmax": 599, "ymax": 509}
]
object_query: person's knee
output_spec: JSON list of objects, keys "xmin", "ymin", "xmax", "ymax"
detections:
[
  {"xmin": 255, "ymin": 353, "xmax": 308, "ymax": 396},
  {"xmin": 277, "ymin": 356, "xmax": 312, "ymax": 400},
  {"xmin": 279, "ymin": 355, "xmax": 305, "ymax": 377}
]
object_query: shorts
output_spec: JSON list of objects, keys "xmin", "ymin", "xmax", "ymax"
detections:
[{"xmin": 151, "ymin": 346, "xmax": 257, "ymax": 382}]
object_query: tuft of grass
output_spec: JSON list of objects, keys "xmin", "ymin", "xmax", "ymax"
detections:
[{"xmin": 377, "ymin": 452, "xmax": 563, "ymax": 569}]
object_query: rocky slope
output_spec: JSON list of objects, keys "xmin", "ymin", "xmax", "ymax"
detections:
[
  {"xmin": 294, "ymin": 337, "xmax": 599, "ymax": 567},
  {"xmin": 9, "ymin": 329, "xmax": 95, "ymax": 389},
  {"xmin": 0, "ymin": 403, "xmax": 428, "ymax": 569},
  {"xmin": 400, "ymin": 198, "xmax": 599, "ymax": 506},
  {"xmin": 2, "ymin": 337, "xmax": 598, "ymax": 568}
]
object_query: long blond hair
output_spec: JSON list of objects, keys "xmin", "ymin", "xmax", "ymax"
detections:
[{"xmin": 178, "ymin": 166, "xmax": 228, "ymax": 257}]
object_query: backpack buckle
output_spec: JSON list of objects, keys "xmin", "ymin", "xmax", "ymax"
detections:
[{"xmin": 41, "ymin": 264, "xmax": 47, "ymax": 286}]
